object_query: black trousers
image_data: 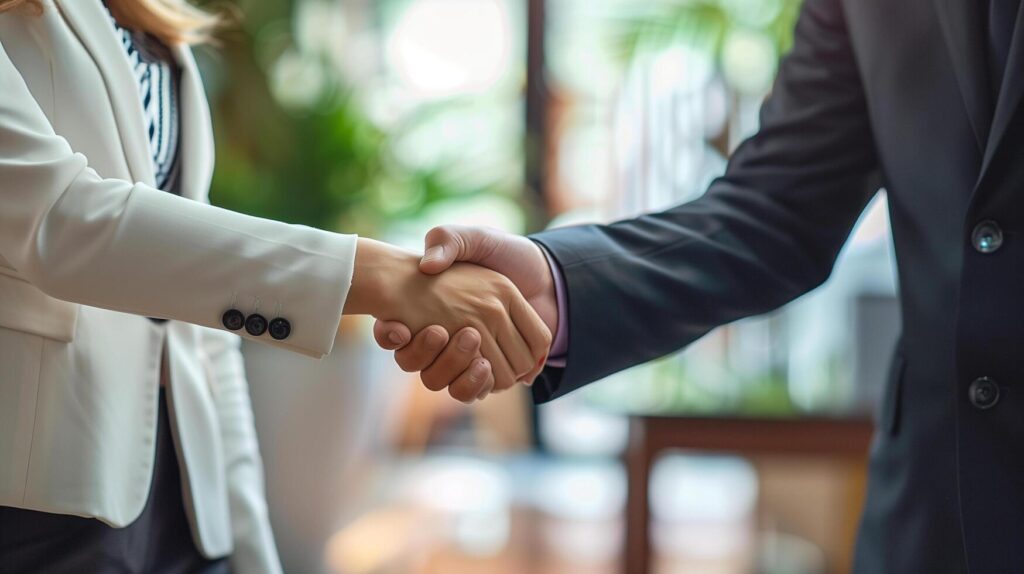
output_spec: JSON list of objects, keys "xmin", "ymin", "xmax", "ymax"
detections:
[{"xmin": 0, "ymin": 389, "xmax": 229, "ymax": 574}]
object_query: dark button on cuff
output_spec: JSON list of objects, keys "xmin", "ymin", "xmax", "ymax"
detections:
[
  {"xmin": 222, "ymin": 309, "xmax": 245, "ymax": 331},
  {"xmin": 269, "ymin": 318, "xmax": 292, "ymax": 340},
  {"xmin": 972, "ymin": 220, "xmax": 1004, "ymax": 254},
  {"xmin": 969, "ymin": 377, "xmax": 1000, "ymax": 410},
  {"xmin": 245, "ymin": 313, "xmax": 268, "ymax": 337}
]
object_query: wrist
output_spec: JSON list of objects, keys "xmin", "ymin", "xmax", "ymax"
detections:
[
  {"xmin": 531, "ymin": 241, "xmax": 561, "ymax": 337},
  {"xmin": 343, "ymin": 238, "xmax": 418, "ymax": 316}
]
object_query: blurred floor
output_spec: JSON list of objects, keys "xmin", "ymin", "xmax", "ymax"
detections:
[{"xmin": 320, "ymin": 453, "xmax": 856, "ymax": 574}]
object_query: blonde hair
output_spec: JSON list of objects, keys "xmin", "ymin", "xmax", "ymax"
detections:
[{"xmin": 0, "ymin": 0, "xmax": 220, "ymax": 45}]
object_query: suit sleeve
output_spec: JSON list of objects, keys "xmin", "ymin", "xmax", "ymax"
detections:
[
  {"xmin": 0, "ymin": 40, "xmax": 354, "ymax": 359},
  {"xmin": 530, "ymin": 0, "xmax": 880, "ymax": 402}
]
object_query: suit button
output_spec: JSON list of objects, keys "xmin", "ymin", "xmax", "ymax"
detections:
[
  {"xmin": 222, "ymin": 309, "xmax": 245, "ymax": 331},
  {"xmin": 269, "ymin": 318, "xmax": 291, "ymax": 340},
  {"xmin": 245, "ymin": 314, "xmax": 268, "ymax": 336},
  {"xmin": 968, "ymin": 377, "xmax": 1000, "ymax": 410},
  {"xmin": 972, "ymin": 220, "xmax": 1004, "ymax": 253}
]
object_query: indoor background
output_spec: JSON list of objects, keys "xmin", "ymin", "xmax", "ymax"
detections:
[{"xmin": 194, "ymin": 0, "xmax": 899, "ymax": 572}]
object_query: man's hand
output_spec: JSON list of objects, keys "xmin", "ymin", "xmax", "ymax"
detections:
[
  {"xmin": 373, "ymin": 226, "xmax": 559, "ymax": 397},
  {"xmin": 419, "ymin": 226, "xmax": 558, "ymax": 334}
]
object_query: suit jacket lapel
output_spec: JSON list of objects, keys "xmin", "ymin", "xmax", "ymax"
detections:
[
  {"xmin": 981, "ymin": 2, "xmax": 1024, "ymax": 178},
  {"xmin": 53, "ymin": 0, "xmax": 155, "ymax": 186},
  {"xmin": 934, "ymin": 0, "xmax": 994, "ymax": 155},
  {"xmin": 171, "ymin": 44, "xmax": 214, "ymax": 202}
]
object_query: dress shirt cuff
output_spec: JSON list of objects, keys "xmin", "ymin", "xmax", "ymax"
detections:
[{"xmin": 536, "ymin": 242, "xmax": 569, "ymax": 367}]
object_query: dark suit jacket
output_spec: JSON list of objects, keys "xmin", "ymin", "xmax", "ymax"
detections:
[{"xmin": 531, "ymin": 0, "xmax": 1024, "ymax": 571}]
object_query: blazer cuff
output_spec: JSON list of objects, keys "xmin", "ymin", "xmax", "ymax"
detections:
[
  {"xmin": 127, "ymin": 188, "xmax": 356, "ymax": 359},
  {"xmin": 535, "ymin": 241, "xmax": 569, "ymax": 365}
]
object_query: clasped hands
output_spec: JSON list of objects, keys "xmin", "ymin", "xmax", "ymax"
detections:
[{"xmin": 346, "ymin": 226, "xmax": 557, "ymax": 403}]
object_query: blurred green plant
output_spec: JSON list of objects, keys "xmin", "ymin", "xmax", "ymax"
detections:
[
  {"xmin": 584, "ymin": 355, "xmax": 802, "ymax": 418},
  {"xmin": 583, "ymin": 0, "xmax": 815, "ymax": 415},
  {"xmin": 200, "ymin": 0, "xmax": 512, "ymax": 237},
  {"xmin": 611, "ymin": 0, "xmax": 802, "ymax": 59},
  {"xmin": 610, "ymin": 0, "xmax": 802, "ymax": 93}
]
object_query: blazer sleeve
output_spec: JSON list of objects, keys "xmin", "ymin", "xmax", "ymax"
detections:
[
  {"xmin": 0, "ymin": 40, "xmax": 354, "ymax": 359},
  {"xmin": 530, "ymin": 0, "xmax": 881, "ymax": 402},
  {"xmin": 200, "ymin": 327, "xmax": 283, "ymax": 574}
]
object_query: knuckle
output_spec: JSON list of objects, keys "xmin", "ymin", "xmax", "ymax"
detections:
[
  {"xmin": 426, "ymin": 225, "xmax": 453, "ymax": 244},
  {"xmin": 484, "ymin": 299, "xmax": 507, "ymax": 320},
  {"xmin": 489, "ymin": 278, "xmax": 515, "ymax": 302},
  {"xmin": 497, "ymin": 276, "xmax": 517, "ymax": 296}
]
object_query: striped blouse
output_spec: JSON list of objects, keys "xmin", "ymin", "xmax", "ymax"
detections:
[{"xmin": 105, "ymin": 6, "xmax": 181, "ymax": 193}]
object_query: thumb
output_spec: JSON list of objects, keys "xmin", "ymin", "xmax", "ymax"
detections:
[{"xmin": 420, "ymin": 225, "xmax": 484, "ymax": 274}]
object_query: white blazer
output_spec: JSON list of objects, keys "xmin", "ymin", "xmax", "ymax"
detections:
[{"xmin": 0, "ymin": 2, "xmax": 358, "ymax": 572}]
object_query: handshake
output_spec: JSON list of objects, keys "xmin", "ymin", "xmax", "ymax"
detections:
[{"xmin": 345, "ymin": 226, "xmax": 560, "ymax": 403}]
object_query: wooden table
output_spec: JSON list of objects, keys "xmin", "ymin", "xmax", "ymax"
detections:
[{"xmin": 624, "ymin": 414, "xmax": 875, "ymax": 574}]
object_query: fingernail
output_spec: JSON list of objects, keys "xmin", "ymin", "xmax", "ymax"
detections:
[
  {"xmin": 470, "ymin": 360, "xmax": 488, "ymax": 381},
  {"xmin": 426, "ymin": 328, "xmax": 446, "ymax": 345},
  {"xmin": 388, "ymin": 332, "xmax": 405, "ymax": 345},
  {"xmin": 458, "ymin": 331, "xmax": 478, "ymax": 352},
  {"xmin": 423, "ymin": 246, "xmax": 444, "ymax": 262}
]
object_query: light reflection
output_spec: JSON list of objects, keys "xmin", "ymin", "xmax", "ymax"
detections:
[
  {"xmin": 651, "ymin": 455, "xmax": 758, "ymax": 564},
  {"xmin": 388, "ymin": 0, "xmax": 513, "ymax": 98},
  {"xmin": 534, "ymin": 461, "xmax": 625, "ymax": 564},
  {"xmin": 270, "ymin": 48, "xmax": 327, "ymax": 109},
  {"xmin": 721, "ymin": 28, "xmax": 778, "ymax": 95},
  {"xmin": 398, "ymin": 457, "xmax": 512, "ymax": 556}
]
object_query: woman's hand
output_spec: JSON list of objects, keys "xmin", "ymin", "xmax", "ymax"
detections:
[{"xmin": 344, "ymin": 239, "xmax": 551, "ymax": 400}]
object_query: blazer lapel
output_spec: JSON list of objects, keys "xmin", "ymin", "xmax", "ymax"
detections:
[
  {"xmin": 53, "ymin": 0, "xmax": 156, "ymax": 186},
  {"xmin": 933, "ymin": 0, "xmax": 994, "ymax": 155},
  {"xmin": 171, "ymin": 44, "xmax": 214, "ymax": 202},
  {"xmin": 981, "ymin": 3, "xmax": 1024, "ymax": 178}
]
